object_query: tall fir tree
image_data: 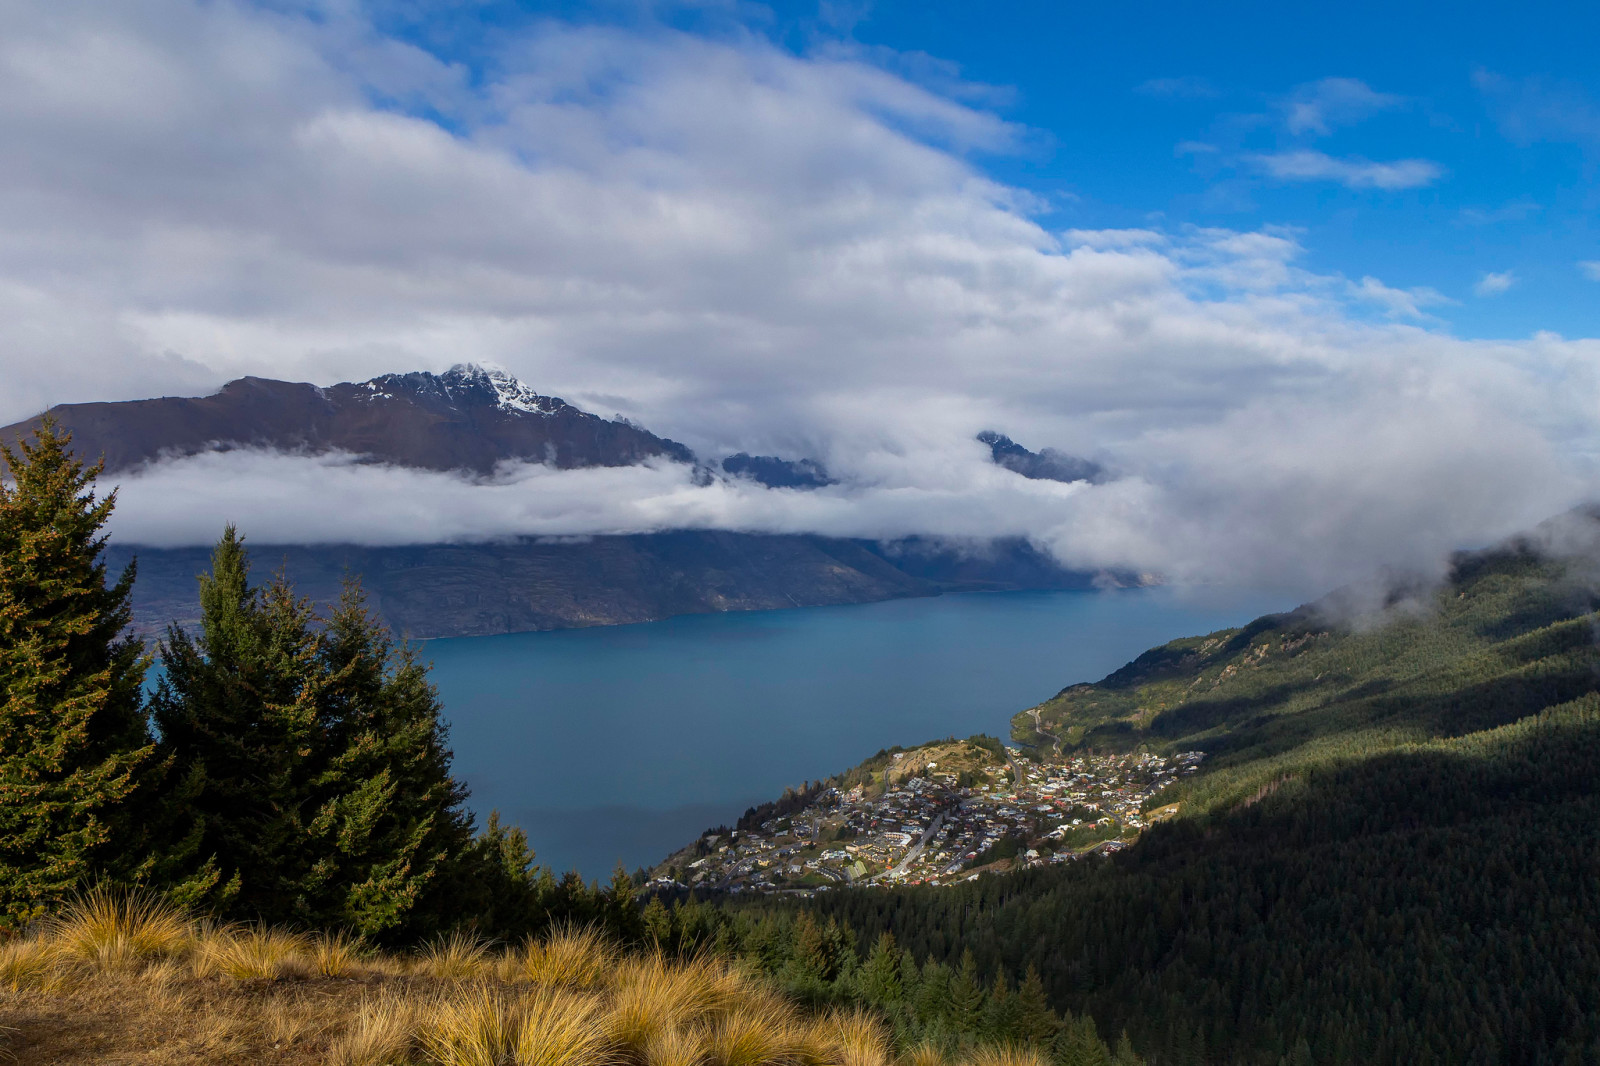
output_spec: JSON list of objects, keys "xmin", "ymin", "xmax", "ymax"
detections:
[
  {"xmin": 299, "ymin": 580, "xmax": 475, "ymax": 940},
  {"xmin": 857, "ymin": 932, "xmax": 905, "ymax": 1006},
  {"xmin": 0, "ymin": 420, "xmax": 154, "ymax": 927},
  {"xmin": 148, "ymin": 527, "xmax": 327, "ymax": 919}
]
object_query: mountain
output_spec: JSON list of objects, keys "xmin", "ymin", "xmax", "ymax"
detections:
[
  {"xmin": 108, "ymin": 532, "xmax": 1114, "ymax": 639},
  {"xmin": 1, "ymin": 364, "xmax": 693, "ymax": 474},
  {"xmin": 7, "ymin": 368, "xmax": 1120, "ymax": 638},
  {"xmin": 688, "ymin": 514, "xmax": 1600, "ymax": 1063},
  {"xmin": 720, "ymin": 453, "xmax": 835, "ymax": 489},
  {"xmin": 107, "ymin": 533, "xmax": 937, "ymax": 639},
  {"xmin": 978, "ymin": 430, "xmax": 1101, "ymax": 484}
]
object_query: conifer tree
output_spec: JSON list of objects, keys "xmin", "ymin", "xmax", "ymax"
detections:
[
  {"xmin": 299, "ymin": 581, "xmax": 474, "ymax": 940},
  {"xmin": 858, "ymin": 932, "xmax": 905, "ymax": 1005},
  {"xmin": 1014, "ymin": 966, "xmax": 1061, "ymax": 1047},
  {"xmin": 148, "ymin": 528, "xmax": 325, "ymax": 918},
  {"xmin": 948, "ymin": 950, "xmax": 986, "ymax": 1034},
  {"xmin": 0, "ymin": 420, "xmax": 154, "ymax": 927},
  {"xmin": 1052, "ymin": 1015, "xmax": 1112, "ymax": 1066},
  {"xmin": 153, "ymin": 534, "xmax": 485, "ymax": 938}
]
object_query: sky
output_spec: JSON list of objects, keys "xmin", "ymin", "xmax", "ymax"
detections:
[{"xmin": 4, "ymin": 0, "xmax": 1600, "ymax": 591}]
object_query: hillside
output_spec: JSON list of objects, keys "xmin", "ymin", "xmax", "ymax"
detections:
[
  {"xmin": 697, "ymin": 517, "xmax": 1600, "ymax": 1064},
  {"xmin": 1011, "ymin": 521, "xmax": 1600, "ymax": 814}
]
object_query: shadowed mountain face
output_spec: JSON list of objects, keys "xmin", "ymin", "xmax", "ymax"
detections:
[
  {"xmin": 107, "ymin": 533, "xmax": 1112, "ymax": 639},
  {"xmin": 977, "ymin": 431, "xmax": 1100, "ymax": 484},
  {"xmin": 1, "ymin": 365, "xmax": 694, "ymax": 475},
  {"xmin": 720, "ymin": 453, "xmax": 835, "ymax": 489}
]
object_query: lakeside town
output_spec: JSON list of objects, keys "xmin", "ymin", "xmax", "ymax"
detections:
[{"xmin": 650, "ymin": 738, "xmax": 1205, "ymax": 893}]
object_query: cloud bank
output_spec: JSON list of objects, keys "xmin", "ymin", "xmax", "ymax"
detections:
[{"xmin": 2, "ymin": 1, "xmax": 1598, "ymax": 594}]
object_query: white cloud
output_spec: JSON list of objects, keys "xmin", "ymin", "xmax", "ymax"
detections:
[
  {"xmin": 0, "ymin": 1, "xmax": 1596, "ymax": 595},
  {"xmin": 1352, "ymin": 276, "xmax": 1450, "ymax": 319},
  {"xmin": 1475, "ymin": 271, "xmax": 1516, "ymax": 297},
  {"xmin": 1580, "ymin": 261, "xmax": 1600, "ymax": 281},
  {"xmin": 1251, "ymin": 150, "xmax": 1443, "ymax": 190},
  {"xmin": 1282, "ymin": 77, "xmax": 1402, "ymax": 136}
]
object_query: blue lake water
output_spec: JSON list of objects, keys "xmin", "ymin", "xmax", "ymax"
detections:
[{"xmin": 424, "ymin": 586, "xmax": 1293, "ymax": 879}]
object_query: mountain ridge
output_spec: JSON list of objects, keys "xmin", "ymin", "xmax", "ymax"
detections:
[{"xmin": 1, "ymin": 363, "xmax": 694, "ymax": 475}]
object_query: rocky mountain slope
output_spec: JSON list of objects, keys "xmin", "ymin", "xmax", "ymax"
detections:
[{"xmin": 2, "ymin": 364, "xmax": 692, "ymax": 474}]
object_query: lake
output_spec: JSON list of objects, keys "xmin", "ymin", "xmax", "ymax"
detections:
[{"xmin": 425, "ymin": 586, "xmax": 1292, "ymax": 879}]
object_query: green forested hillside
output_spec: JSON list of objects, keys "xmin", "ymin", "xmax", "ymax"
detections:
[
  {"xmin": 764, "ymin": 534, "xmax": 1600, "ymax": 1065},
  {"xmin": 1014, "ymin": 540, "xmax": 1600, "ymax": 814}
]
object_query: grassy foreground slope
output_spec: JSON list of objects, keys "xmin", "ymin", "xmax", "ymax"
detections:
[
  {"xmin": 2, "ymin": 892, "xmax": 1064, "ymax": 1066},
  {"xmin": 785, "ymin": 528, "xmax": 1600, "ymax": 1065}
]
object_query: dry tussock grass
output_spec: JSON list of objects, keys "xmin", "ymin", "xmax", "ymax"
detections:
[{"xmin": 0, "ymin": 893, "xmax": 999, "ymax": 1066}]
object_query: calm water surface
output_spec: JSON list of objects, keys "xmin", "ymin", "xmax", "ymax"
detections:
[{"xmin": 425, "ymin": 587, "xmax": 1292, "ymax": 879}]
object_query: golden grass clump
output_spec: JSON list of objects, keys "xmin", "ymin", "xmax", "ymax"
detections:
[
  {"xmin": 899, "ymin": 1042, "xmax": 951, "ymax": 1066},
  {"xmin": 964, "ymin": 1046, "xmax": 1052, "ymax": 1066},
  {"xmin": 416, "ymin": 930, "xmax": 493, "ymax": 980},
  {"xmin": 703, "ymin": 1004, "xmax": 806, "ymax": 1066},
  {"xmin": 606, "ymin": 955, "xmax": 697, "ymax": 1051},
  {"xmin": 512, "ymin": 986, "xmax": 611, "ymax": 1066},
  {"xmin": 643, "ymin": 1024, "xmax": 705, "ymax": 1066},
  {"xmin": 0, "ymin": 933, "xmax": 64, "ymax": 991},
  {"xmin": 195, "ymin": 924, "xmax": 312, "ymax": 980},
  {"xmin": 814, "ymin": 1009, "xmax": 892, "ymax": 1066},
  {"xmin": 49, "ymin": 887, "xmax": 192, "ymax": 970},
  {"xmin": 514, "ymin": 926, "xmax": 616, "ymax": 989},
  {"xmin": 418, "ymin": 984, "xmax": 523, "ymax": 1066},
  {"xmin": 311, "ymin": 929, "xmax": 366, "ymax": 978},
  {"xmin": 328, "ymin": 989, "xmax": 422, "ymax": 1066}
]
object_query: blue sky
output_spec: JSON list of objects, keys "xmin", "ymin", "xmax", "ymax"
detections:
[{"xmin": 375, "ymin": 0, "xmax": 1600, "ymax": 339}]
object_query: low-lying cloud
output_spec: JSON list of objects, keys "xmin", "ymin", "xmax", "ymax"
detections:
[{"xmin": 3, "ymin": 1, "xmax": 1598, "ymax": 596}]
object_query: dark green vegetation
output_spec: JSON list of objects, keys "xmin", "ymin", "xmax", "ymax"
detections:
[
  {"xmin": 626, "ymin": 900, "xmax": 1143, "ymax": 1065},
  {"xmin": 0, "ymin": 421, "xmax": 654, "ymax": 943},
  {"xmin": 0, "ymin": 424, "xmax": 154, "ymax": 927},
  {"xmin": 761, "ymin": 532, "xmax": 1600, "ymax": 1065}
]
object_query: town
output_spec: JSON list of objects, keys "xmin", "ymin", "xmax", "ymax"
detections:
[{"xmin": 650, "ymin": 737, "xmax": 1204, "ymax": 893}]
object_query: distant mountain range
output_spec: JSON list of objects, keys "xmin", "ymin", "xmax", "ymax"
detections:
[
  {"xmin": 1, "ymin": 364, "xmax": 692, "ymax": 475},
  {"xmin": 107, "ymin": 534, "xmax": 1131, "ymax": 640},
  {"xmin": 6, "ymin": 366, "xmax": 1125, "ymax": 637}
]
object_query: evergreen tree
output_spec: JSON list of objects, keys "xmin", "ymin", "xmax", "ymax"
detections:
[
  {"xmin": 858, "ymin": 932, "xmax": 905, "ymax": 1005},
  {"xmin": 916, "ymin": 957, "xmax": 953, "ymax": 1026},
  {"xmin": 0, "ymin": 420, "xmax": 154, "ymax": 927},
  {"xmin": 299, "ymin": 581, "xmax": 474, "ymax": 940},
  {"xmin": 148, "ymin": 528, "xmax": 325, "ymax": 918},
  {"xmin": 1052, "ymin": 1014, "xmax": 1112, "ymax": 1066},
  {"xmin": 948, "ymin": 950, "xmax": 986, "ymax": 1034},
  {"xmin": 983, "ymin": 970, "xmax": 1021, "ymax": 1043},
  {"xmin": 151, "ymin": 532, "xmax": 476, "ymax": 938},
  {"xmin": 1014, "ymin": 966, "xmax": 1061, "ymax": 1048}
]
